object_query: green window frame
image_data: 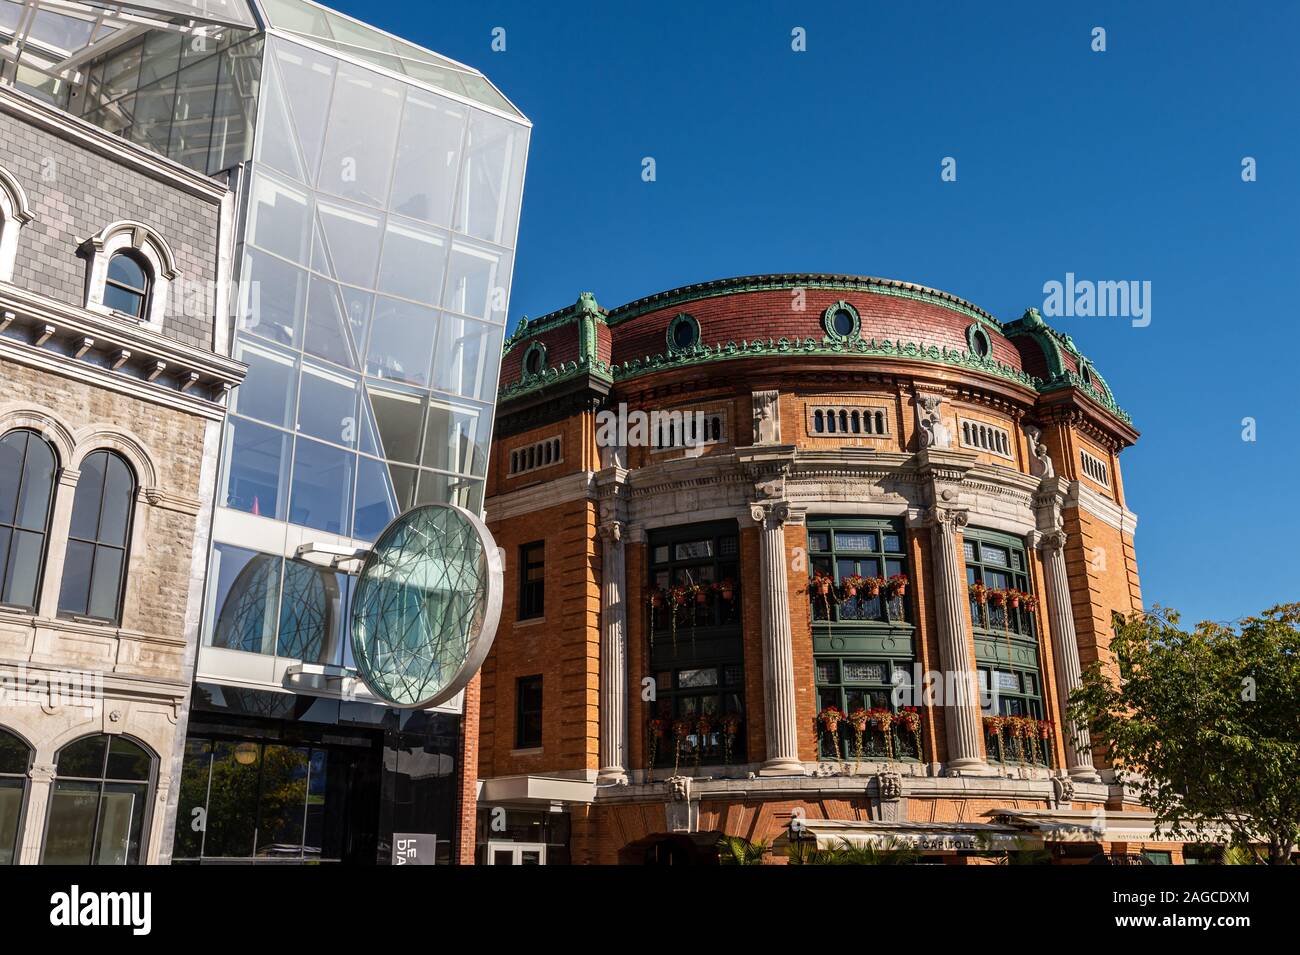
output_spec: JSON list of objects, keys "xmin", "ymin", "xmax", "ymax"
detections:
[
  {"xmin": 964, "ymin": 530, "xmax": 1036, "ymax": 639},
  {"xmin": 813, "ymin": 656, "xmax": 921, "ymax": 761},
  {"xmin": 807, "ymin": 518, "xmax": 909, "ymax": 625},
  {"xmin": 646, "ymin": 521, "xmax": 745, "ymax": 768}
]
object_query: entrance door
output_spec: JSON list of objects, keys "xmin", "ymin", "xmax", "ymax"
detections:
[{"xmin": 486, "ymin": 841, "xmax": 546, "ymax": 865}]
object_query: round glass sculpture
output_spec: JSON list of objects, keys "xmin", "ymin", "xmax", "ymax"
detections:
[{"xmin": 350, "ymin": 503, "xmax": 502, "ymax": 708}]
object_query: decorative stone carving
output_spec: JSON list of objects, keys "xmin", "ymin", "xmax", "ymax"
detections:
[
  {"xmin": 1052, "ymin": 775, "xmax": 1075, "ymax": 806},
  {"xmin": 916, "ymin": 394, "xmax": 952, "ymax": 450},
  {"xmin": 1024, "ymin": 425, "xmax": 1055, "ymax": 478},
  {"xmin": 664, "ymin": 775, "xmax": 696, "ymax": 832},
  {"xmin": 877, "ymin": 772, "xmax": 903, "ymax": 801},
  {"xmin": 668, "ymin": 775, "xmax": 691, "ymax": 802},
  {"xmin": 752, "ymin": 390, "xmax": 781, "ymax": 444},
  {"xmin": 921, "ymin": 505, "xmax": 969, "ymax": 531}
]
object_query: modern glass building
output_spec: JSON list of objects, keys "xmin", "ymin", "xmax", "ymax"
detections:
[{"xmin": 2, "ymin": 0, "xmax": 529, "ymax": 863}]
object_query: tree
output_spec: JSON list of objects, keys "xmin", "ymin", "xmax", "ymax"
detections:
[
  {"xmin": 785, "ymin": 836, "xmax": 920, "ymax": 865},
  {"xmin": 1069, "ymin": 603, "xmax": 1300, "ymax": 865},
  {"xmin": 717, "ymin": 835, "xmax": 768, "ymax": 865}
]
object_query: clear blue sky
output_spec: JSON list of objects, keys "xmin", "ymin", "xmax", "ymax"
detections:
[{"xmin": 335, "ymin": 0, "xmax": 1299, "ymax": 624}]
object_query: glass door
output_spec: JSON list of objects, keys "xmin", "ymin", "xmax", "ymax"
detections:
[{"xmin": 485, "ymin": 841, "xmax": 545, "ymax": 865}]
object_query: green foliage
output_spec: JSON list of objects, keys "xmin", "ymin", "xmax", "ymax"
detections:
[
  {"xmin": 717, "ymin": 835, "xmax": 768, "ymax": 865},
  {"xmin": 785, "ymin": 837, "xmax": 920, "ymax": 865},
  {"xmin": 1069, "ymin": 603, "xmax": 1300, "ymax": 865}
]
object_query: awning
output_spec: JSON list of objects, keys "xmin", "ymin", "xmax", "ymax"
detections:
[
  {"xmin": 478, "ymin": 774, "xmax": 597, "ymax": 806},
  {"xmin": 773, "ymin": 819, "xmax": 1038, "ymax": 853},
  {"xmin": 987, "ymin": 808, "xmax": 1231, "ymax": 844}
]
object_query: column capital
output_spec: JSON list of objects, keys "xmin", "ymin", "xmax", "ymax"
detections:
[
  {"xmin": 1036, "ymin": 529, "xmax": 1068, "ymax": 554},
  {"xmin": 921, "ymin": 505, "xmax": 969, "ymax": 531},
  {"xmin": 597, "ymin": 519, "xmax": 624, "ymax": 543},
  {"xmin": 749, "ymin": 499, "xmax": 792, "ymax": 529}
]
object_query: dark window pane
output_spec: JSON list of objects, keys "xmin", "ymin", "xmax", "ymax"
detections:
[
  {"xmin": 106, "ymin": 737, "xmax": 151, "ymax": 782},
  {"xmin": 0, "ymin": 778, "xmax": 23, "ymax": 865},
  {"xmin": 103, "ymin": 284, "xmax": 146, "ymax": 318},
  {"xmin": 57, "ymin": 540, "xmax": 95, "ymax": 617},
  {"xmin": 68, "ymin": 451, "xmax": 106, "ymax": 540},
  {"xmin": 257, "ymin": 746, "xmax": 310, "ymax": 858},
  {"xmin": 202, "ymin": 742, "xmax": 261, "ymax": 858},
  {"xmin": 98, "ymin": 455, "xmax": 135, "ymax": 547},
  {"xmin": 94, "ymin": 781, "xmax": 148, "ymax": 864},
  {"xmin": 107, "ymin": 254, "xmax": 147, "ymax": 290},
  {"xmin": 57, "ymin": 736, "xmax": 107, "ymax": 778},
  {"xmin": 0, "ymin": 730, "xmax": 29, "ymax": 775},
  {"xmin": 171, "ymin": 740, "xmax": 210, "ymax": 860},
  {"xmin": 365, "ymin": 385, "xmax": 423, "ymax": 464},
  {"xmin": 289, "ymin": 437, "xmax": 354, "ymax": 534},
  {"xmin": 224, "ymin": 417, "xmax": 291, "ymax": 519},
  {"xmin": 0, "ymin": 434, "xmax": 24, "ymax": 526},
  {"xmin": 232, "ymin": 340, "xmax": 298, "ymax": 428},
  {"xmin": 297, "ymin": 364, "xmax": 358, "ymax": 447},
  {"xmin": 15, "ymin": 436, "xmax": 54, "ymax": 530},
  {"xmin": 3, "ymin": 530, "xmax": 44, "ymax": 608}
]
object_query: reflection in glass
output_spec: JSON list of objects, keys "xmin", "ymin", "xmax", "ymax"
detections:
[
  {"xmin": 297, "ymin": 362, "xmax": 358, "ymax": 447},
  {"xmin": 240, "ymin": 246, "xmax": 308, "ymax": 345},
  {"xmin": 211, "ymin": 549, "xmax": 281, "ymax": 654},
  {"xmin": 390, "ymin": 91, "xmax": 465, "ymax": 226},
  {"xmin": 365, "ymin": 298, "xmax": 438, "ymax": 387},
  {"xmin": 0, "ymin": 430, "xmax": 56, "ymax": 611},
  {"xmin": 43, "ymin": 735, "xmax": 152, "ymax": 865},
  {"xmin": 365, "ymin": 384, "xmax": 424, "ymax": 464},
  {"xmin": 223, "ymin": 417, "xmax": 291, "ymax": 519},
  {"xmin": 455, "ymin": 110, "xmax": 527, "ymax": 246},
  {"xmin": 432, "ymin": 315, "xmax": 501, "ymax": 399},
  {"xmin": 232, "ymin": 340, "xmax": 298, "ymax": 427},
  {"xmin": 318, "ymin": 59, "xmax": 404, "ymax": 207},
  {"xmin": 277, "ymin": 559, "xmax": 338, "ymax": 662},
  {"xmin": 444, "ymin": 237, "xmax": 512, "ymax": 323},
  {"xmin": 0, "ymin": 728, "xmax": 30, "ymax": 866},
  {"xmin": 289, "ymin": 437, "xmax": 355, "ymax": 535}
]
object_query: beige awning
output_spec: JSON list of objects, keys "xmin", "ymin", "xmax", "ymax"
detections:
[{"xmin": 773, "ymin": 819, "xmax": 1037, "ymax": 852}]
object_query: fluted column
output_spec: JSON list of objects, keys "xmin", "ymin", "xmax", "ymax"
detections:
[
  {"xmin": 924, "ymin": 506, "xmax": 991, "ymax": 774},
  {"xmin": 751, "ymin": 500, "xmax": 805, "ymax": 776},
  {"xmin": 597, "ymin": 518, "xmax": 629, "ymax": 784},
  {"xmin": 18, "ymin": 763, "xmax": 54, "ymax": 864},
  {"xmin": 1038, "ymin": 530, "xmax": 1100, "ymax": 781}
]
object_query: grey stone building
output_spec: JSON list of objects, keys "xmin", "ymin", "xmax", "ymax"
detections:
[{"xmin": 1, "ymin": 0, "xmax": 527, "ymax": 865}]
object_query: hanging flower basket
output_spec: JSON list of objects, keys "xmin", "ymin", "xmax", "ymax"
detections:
[
  {"xmin": 865, "ymin": 576, "xmax": 883, "ymax": 598},
  {"xmin": 818, "ymin": 705, "xmax": 844, "ymax": 761},
  {"xmin": 885, "ymin": 573, "xmax": 908, "ymax": 598},
  {"xmin": 1008, "ymin": 589, "xmax": 1022, "ymax": 610},
  {"xmin": 714, "ymin": 578, "xmax": 736, "ymax": 602},
  {"xmin": 968, "ymin": 582, "xmax": 989, "ymax": 605},
  {"xmin": 810, "ymin": 571, "xmax": 834, "ymax": 597},
  {"xmin": 840, "ymin": 574, "xmax": 866, "ymax": 599},
  {"xmin": 988, "ymin": 588, "xmax": 1008, "ymax": 608},
  {"xmin": 721, "ymin": 712, "xmax": 742, "ymax": 765},
  {"xmin": 1021, "ymin": 593, "xmax": 1039, "ymax": 614}
]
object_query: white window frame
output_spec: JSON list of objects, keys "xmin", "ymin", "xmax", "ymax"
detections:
[
  {"xmin": 957, "ymin": 417, "xmax": 1014, "ymax": 460},
  {"xmin": 1079, "ymin": 448, "xmax": 1111, "ymax": 488},
  {"xmin": 0, "ymin": 165, "xmax": 34, "ymax": 284}
]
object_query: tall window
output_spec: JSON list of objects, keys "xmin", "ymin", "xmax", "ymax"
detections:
[
  {"xmin": 516, "ymin": 676, "xmax": 543, "ymax": 748},
  {"xmin": 518, "ymin": 541, "xmax": 545, "ymax": 620},
  {"xmin": 103, "ymin": 252, "xmax": 151, "ymax": 319},
  {"xmin": 0, "ymin": 429, "xmax": 57, "ymax": 612},
  {"xmin": 965, "ymin": 528, "xmax": 1049, "ymax": 765},
  {"xmin": 646, "ymin": 522, "xmax": 745, "ymax": 767},
  {"xmin": 0, "ymin": 728, "xmax": 31, "ymax": 865},
  {"xmin": 42, "ymin": 734, "xmax": 154, "ymax": 865},
  {"xmin": 808, "ymin": 518, "xmax": 916, "ymax": 760},
  {"xmin": 58, "ymin": 450, "xmax": 135, "ymax": 624}
]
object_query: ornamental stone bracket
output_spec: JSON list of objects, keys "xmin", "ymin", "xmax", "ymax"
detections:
[
  {"xmin": 875, "ymin": 772, "xmax": 906, "ymax": 822},
  {"xmin": 914, "ymin": 392, "xmax": 953, "ymax": 450},
  {"xmin": 664, "ymin": 775, "xmax": 700, "ymax": 832},
  {"xmin": 751, "ymin": 389, "xmax": 782, "ymax": 444}
]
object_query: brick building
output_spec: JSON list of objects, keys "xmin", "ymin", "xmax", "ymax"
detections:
[{"xmin": 476, "ymin": 275, "xmax": 1179, "ymax": 865}]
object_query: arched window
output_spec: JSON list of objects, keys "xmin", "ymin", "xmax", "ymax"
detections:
[
  {"xmin": 58, "ymin": 450, "xmax": 135, "ymax": 623},
  {"xmin": 43, "ymin": 734, "xmax": 154, "ymax": 865},
  {"xmin": 0, "ymin": 727, "xmax": 31, "ymax": 865},
  {"xmin": 103, "ymin": 252, "xmax": 151, "ymax": 320},
  {"xmin": 0, "ymin": 429, "xmax": 57, "ymax": 612}
]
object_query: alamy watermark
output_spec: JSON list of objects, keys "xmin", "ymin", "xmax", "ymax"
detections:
[
  {"xmin": 595, "ymin": 402, "xmax": 708, "ymax": 450},
  {"xmin": 0, "ymin": 665, "xmax": 103, "ymax": 709},
  {"xmin": 1042, "ymin": 273, "xmax": 1151, "ymax": 328}
]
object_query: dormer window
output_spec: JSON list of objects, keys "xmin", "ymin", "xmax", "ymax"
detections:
[
  {"xmin": 81, "ymin": 220, "xmax": 179, "ymax": 331},
  {"xmin": 104, "ymin": 252, "xmax": 151, "ymax": 320},
  {"xmin": 522, "ymin": 342, "xmax": 546, "ymax": 376}
]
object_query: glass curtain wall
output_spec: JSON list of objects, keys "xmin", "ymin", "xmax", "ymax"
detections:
[{"xmin": 207, "ymin": 27, "xmax": 528, "ymax": 672}]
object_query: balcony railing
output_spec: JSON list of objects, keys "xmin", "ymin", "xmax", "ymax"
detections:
[
  {"xmin": 983, "ymin": 717, "xmax": 1054, "ymax": 768},
  {"xmin": 815, "ymin": 714, "xmax": 924, "ymax": 764}
]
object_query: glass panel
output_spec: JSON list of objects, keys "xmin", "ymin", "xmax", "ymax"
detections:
[
  {"xmin": 982, "ymin": 545, "xmax": 1010, "ymax": 567},
  {"xmin": 835, "ymin": 532, "xmax": 877, "ymax": 551},
  {"xmin": 678, "ymin": 668, "xmax": 718, "ymax": 688},
  {"xmin": 129, "ymin": 75, "xmax": 178, "ymax": 155},
  {"xmin": 171, "ymin": 740, "xmax": 209, "ymax": 860},
  {"xmin": 278, "ymin": 559, "xmax": 336, "ymax": 662},
  {"xmin": 297, "ymin": 363, "xmax": 358, "ymax": 447},
  {"xmin": 0, "ymin": 779, "xmax": 23, "ymax": 865},
  {"xmin": 304, "ymin": 276, "xmax": 367, "ymax": 369},
  {"xmin": 390, "ymin": 90, "xmax": 466, "ymax": 226},
  {"xmin": 431, "ymin": 315, "xmax": 501, "ymax": 400},
  {"xmin": 223, "ymin": 417, "xmax": 291, "ymax": 519},
  {"xmin": 98, "ymin": 454, "xmax": 134, "ymax": 547},
  {"xmin": 103, "ymin": 284, "xmax": 145, "ymax": 318},
  {"xmin": 365, "ymin": 298, "xmax": 438, "ymax": 386},
  {"xmin": 808, "ymin": 531, "xmax": 829, "ymax": 551},
  {"xmin": 257, "ymin": 746, "xmax": 309, "ymax": 858},
  {"xmin": 815, "ymin": 660, "xmax": 839, "ymax": 684},
  {"xmin": 365, "ymin": 385, "xmax": 424, "ymax": 463},
  {"xmin": 318, "ymin": 60, "xmax": 404, "ymax": 207},
  {"xmin": 232, "ymin": 340, "xmax": 298, "ymax": 428},
  {"xmin": 3, "ymin": 530, "xmax": 43, "ymax": 608},
  {"xmin": 843, "ymin": 661, "xmax": 885, "ymax": 683},
  {"xmin": 87, "ymin": 546, "xmax": 125, "ymax": 620},
  {"xmin": 240, "ymin": 247, "xmax": 308, "ymax": 345},
  {"xmin": 101, "ymin": 41, "xmax": 143, "ymax": 100},
  {"xmin": 105, "ymin": 737, "xmax": 151, "ymax": 782},
  {"xmin": 57, "ymin": 541, "xmax": 94, "ymax": 617},
  {"xmin": 674, "ymin": 541, "xmax": 713, "ymax": 560},
  {"xmin": 303, "ymin": 748, "xmax": 327, "ymax": 856},
  {"xmin": 203, "ymin": 741, "xmax": 260, "ymax": 858},
  {"xmin": 883, "ymin": 533, "xmax": 903, "ymax": 553},
  {"xmin": 139, "ymin": 30, "xmax": 182, "ymax": 87},
  {"xmin": 963, "ymin": 541, "xmax": 976, "ymax": 561},
  {"xmin": 272, "ymin": 39, "xmax": 336, "ymax": 180},
  {"xmin": 247, "ymin": 176, "xmax": 313, "ymax": 266},
  {"xmin": 315, "ymin": 199, "xmax": 383, "ymax": 288},
  {"xmin": 43, "ymin": 781, "xmax": 100, "ymax": 865},
  {"xmin": 0, "ymin": 433, "xmax": 23, "ymax": 526},
  {"xmin": 168, "ymin": 56, "xmax": 220, "ymax": 169},
  {"xmin": 15, "ymin": 436, "xmax": 54, "ymax": 530},
  {"xmin": 455, "ymin": 109, "xmax": 527, "ymax": 245},
  {"xmin": 352, "ymin": 456, "xmax": 400, "ymax": 542},
  {"xmin": 208, "ymin": 38, "xmax": 262, "ymax": 174},
  {"xmin": 209, "ymin": 547, "xmax": 280, "ymax": 655},
  {"xmin": 289, "ymin": 437, "xmax": 355, "ymax": 535},
  {"xmin": 68, "ymin": 451, "xmax": 106, "ymax": 541},
  {"xmin": 378, "ymin": 219, "xmax": 446, "ymax": 304},
  {"xmin": 0, "ymin": 731, "xmax": 28, "ymax": 775},
  {"xmin": 443, "ymin": 237, "xmax": 512, "ymax": 323},
  {"xmin": 421, "ymin": 401, "xmax": 484, "ymax": 474},
  {"xmin": 57, "ymin": 736, "xmax": 107, "ymax": 778}
]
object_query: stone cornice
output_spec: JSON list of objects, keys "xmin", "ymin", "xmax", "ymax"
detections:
[
  {"xmin": 485, "ymin": 470, "xmax": 596, "ymax": 523},
  {"xmin": 1064, "ymin": 480, "xmax": 1139, "ymax": 536},
  {"xmin": 0, "ymin": 85, "xmax": 228, "ymax": 202}
]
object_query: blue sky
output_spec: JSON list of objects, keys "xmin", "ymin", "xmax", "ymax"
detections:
[{"xmin": 335, "ymin": 0, "xmax": 1299, "ymax": 624}]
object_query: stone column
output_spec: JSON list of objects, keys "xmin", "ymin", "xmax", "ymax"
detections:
[
  {"xmin": 18, "ymin": 762, "xmax": 55, "ymax": 864},
  {"xmin": 1037, "ymin": 529, "xmax": 1100, "ymax": 781},
  {"xmin": 597, "ymin": 517, "xmax": 629, "ymax": 785},
  {"xmin": 923, "ymin": 505, "xmax": 990, "ymax": 774},
  {"xmin": 750, "ymin": 500, "xmax": 805, "ymax": 776}
]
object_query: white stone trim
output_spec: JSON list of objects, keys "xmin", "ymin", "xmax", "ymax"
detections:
[{"xmin": 0, "ymin": 164, "xmax": 34, "ymax": 284}]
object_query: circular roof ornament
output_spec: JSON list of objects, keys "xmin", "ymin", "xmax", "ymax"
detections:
[{"xmin": 350, "ymin": 503, "xmax": 502, "ymax": 709}]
